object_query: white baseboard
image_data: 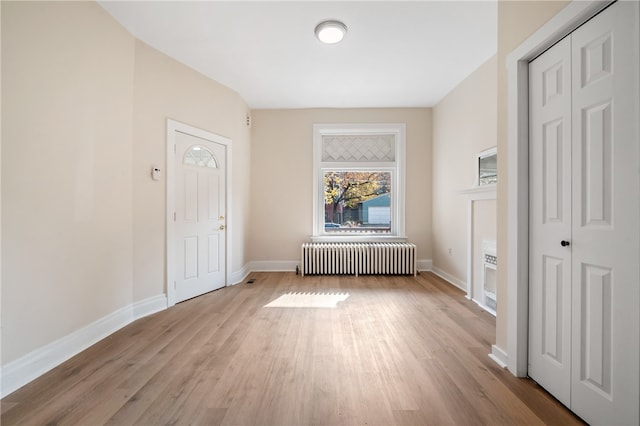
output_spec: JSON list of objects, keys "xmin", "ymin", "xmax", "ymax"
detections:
[
  {"xmin": 229, "ymin": 264, "xmax": 252, "ymax": 285},
  {"xmin": 248, "ymin": 260, "xmax": 298, "ymax": 272},
  {"xmin": 431, "ymin": 266, "xmax": 467, "ymax": 292},
  {"xmin": 1, "ymin": 295, "xmax": 167, "ymax": 398},
  {"xmin": 133, "ymin": 294, "xmax": 167, "ymax": 319},
  {"xmin": 489, "ymin": 344, "xmax": 508, "ymax": 369},
  {"xmin": 417, "ymin": 259, "xmax": 432, "ymax": 271},
  {"xmin": 228, "ymin": 261, "xmax": 298, "ymax": 286}
]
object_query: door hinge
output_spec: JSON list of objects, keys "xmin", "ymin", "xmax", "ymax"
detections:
[
  {"xmin": 174, "ymin": 280, "xmax": 176, "ymax": 289},
  {"xmin": 174, "ymin": 144, "xmax": 177, "ymax": 154},
  {"xmin": 174, "ymin": 212, "xmax": 176, "ymax": 221}
]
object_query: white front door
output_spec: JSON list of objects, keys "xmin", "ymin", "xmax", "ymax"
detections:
[
  {"xmin": 174, "ymin": 131, "xmax": 226, "ymax": 303},
  {"xmin": 528, "ymin": 2, "xmax": 639, "ymax": 424}
]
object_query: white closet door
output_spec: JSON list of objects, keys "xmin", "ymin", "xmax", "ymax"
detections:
[
  {"xmin": 529, "ymin": 1, "xmax": 639, "ymax": 424},
  {"xmin": 570, "ymin": 2, "xmax": 639, "ymax": 424},
  {"xmin": 528, "ymin": 35, "xmax": 573, "ymax": 407}
]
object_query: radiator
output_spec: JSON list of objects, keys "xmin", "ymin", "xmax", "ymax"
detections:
[{"xmin": 301, "ymin": 242, "xmax": 417, "ymax": 276}]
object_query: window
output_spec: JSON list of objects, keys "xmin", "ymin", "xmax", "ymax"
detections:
[
  {"xmin": 313, "ymin": 124, "xmax": 406, "ymax": 241},
  {"xmin": 323, "ymin": 171, "xmax": 392, "ymax": 233},
  {"xmin": 183, "ymin": 145, "xmax": 218, "ymax": 168}
]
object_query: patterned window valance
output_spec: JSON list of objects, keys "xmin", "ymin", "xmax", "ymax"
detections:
[{"xmin": 322, "ymin": 134, "xmax": 396, "ymax": 162}]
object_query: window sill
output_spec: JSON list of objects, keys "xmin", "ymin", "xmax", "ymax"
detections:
[{"xmin": 310, "ymin": 235, "xmax": 408, "ymax": 243}]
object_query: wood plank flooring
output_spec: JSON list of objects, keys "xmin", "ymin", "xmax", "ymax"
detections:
[{"xmin": 1, "ymin": 272, "xmax": 585, "ymax": 425}]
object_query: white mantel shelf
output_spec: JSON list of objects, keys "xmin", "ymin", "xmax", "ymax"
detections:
[{"xmin": 459, "ymin": 184, "xmax": 497, "ymax": 200}]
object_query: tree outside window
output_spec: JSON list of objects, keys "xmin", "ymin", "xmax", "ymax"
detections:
[{"xmin": 323, "ymin": 171, "xmax": 392, "ymax": 233}]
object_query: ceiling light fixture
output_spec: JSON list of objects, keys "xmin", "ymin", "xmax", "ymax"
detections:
[{"xmin": 315, "ymin": 20, "xmax": 347, "ymax": 44}]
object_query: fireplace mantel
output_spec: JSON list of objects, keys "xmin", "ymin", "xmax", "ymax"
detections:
[
  {"xmin": 459, "ymin": 184, "xmax": 497, "ymax": 315},
  {"xmin": 459, "ymin": 184, "xmax": 496, "ymax": 200}
]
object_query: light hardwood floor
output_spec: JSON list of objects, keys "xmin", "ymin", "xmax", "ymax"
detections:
[{"xmin": 1, "ymin": 272, "xmax": 584, "ymax": 425}]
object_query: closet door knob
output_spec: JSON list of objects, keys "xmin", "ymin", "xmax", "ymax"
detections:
[{"xmin": 561, "ymin": 240, "xmax": 570, "ymax": 247}]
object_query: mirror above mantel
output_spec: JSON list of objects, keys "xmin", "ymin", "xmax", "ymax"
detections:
[
  {"xmin": 477, "ymin": 147, "xmax": 497, "ymax": 187},
  {"xmin": 459, "ymin": 147, "xmax": 497, "ymax": 198}
]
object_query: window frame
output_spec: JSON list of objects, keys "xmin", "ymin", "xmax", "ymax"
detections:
[{"xmin": 312, "ymin": 123, "xmax": 407, "ymax": 242}]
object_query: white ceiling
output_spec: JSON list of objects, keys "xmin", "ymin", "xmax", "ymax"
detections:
[{"xmin": 98, "ymin": 1, "xmax": 497, "ymax": 109}]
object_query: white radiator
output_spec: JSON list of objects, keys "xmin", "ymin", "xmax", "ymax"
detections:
[{"xmin": 301, "ymin": 242, "xmax": 417, "ymax": 276}]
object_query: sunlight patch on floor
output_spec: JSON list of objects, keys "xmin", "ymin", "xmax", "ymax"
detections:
[{"xmin": 264, "ymin": 292, "xmax": 349, "ymax": 308}]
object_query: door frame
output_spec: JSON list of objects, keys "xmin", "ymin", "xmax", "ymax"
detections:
[
  {"xmin": 506, "ymin": 0, "xmax": 613, "ymax": 376},
  {"xmin": 166, "ymin": 119, "xmax": 232, "ymax": 307}
]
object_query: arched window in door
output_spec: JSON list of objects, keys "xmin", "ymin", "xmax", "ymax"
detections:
[{"xmin": 183, "ymin": 145, "xmax": 218, "ymax": 168}]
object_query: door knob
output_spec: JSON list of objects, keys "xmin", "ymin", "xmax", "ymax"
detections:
[
  {"xmin": 561, "ymin": 240, "xmax": 570, "ymax": 247},
  {"xmin": 219, "ymin": 225, "xmax": 225, "ymax": 231}
]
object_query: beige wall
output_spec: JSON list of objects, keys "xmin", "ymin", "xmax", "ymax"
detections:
[
  {"xmin": 432, "ymin": 56, "xmax": 498, "ymax": 286},
  {"xmin": 495, "ymin": 0, "xmax": 569, "ymax": 350},
  {"xmin": 249, "ymin": 109, "xmax": 432, "ymax": 263},
  {"xmin": 2, "ymin": 1, "xmax": 135, "ymax": 363},
  {"xmin": 1, "ymin": 1, "xmax": 252, "ymax": 366},
  {"xmin": 132, "ymin": 40, "xmax": 251, "ymax": 302}
]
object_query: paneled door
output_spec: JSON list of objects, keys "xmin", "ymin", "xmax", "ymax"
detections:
[
  {"xmin": 174, "ymin": 131, "xmax": 226, "ymax": 303},
  {"xmin": 528, "ymin": 35, "xmax": 573, "ymax": 407},
  {"xmin": 529, "ymin": 2, "xmax": 639, "ymax": 424}
]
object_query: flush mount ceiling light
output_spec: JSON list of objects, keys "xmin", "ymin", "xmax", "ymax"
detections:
[{"xmin": 315, "ymin": 20, "xmax": 347, "ymax": 44}]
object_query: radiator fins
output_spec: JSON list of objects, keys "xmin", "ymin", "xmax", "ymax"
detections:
[{"xmin": 301, "ymin": 243, "xmax": 417, "ymax": 276}]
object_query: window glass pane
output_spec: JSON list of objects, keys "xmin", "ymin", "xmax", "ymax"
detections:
[
  {"xmin": 183, "ymin": 145, "xmax": 218, "ymax": 168},
  {"xmin": 323, "ymin": 171, "xmax": 392, "ymax": 233}
]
